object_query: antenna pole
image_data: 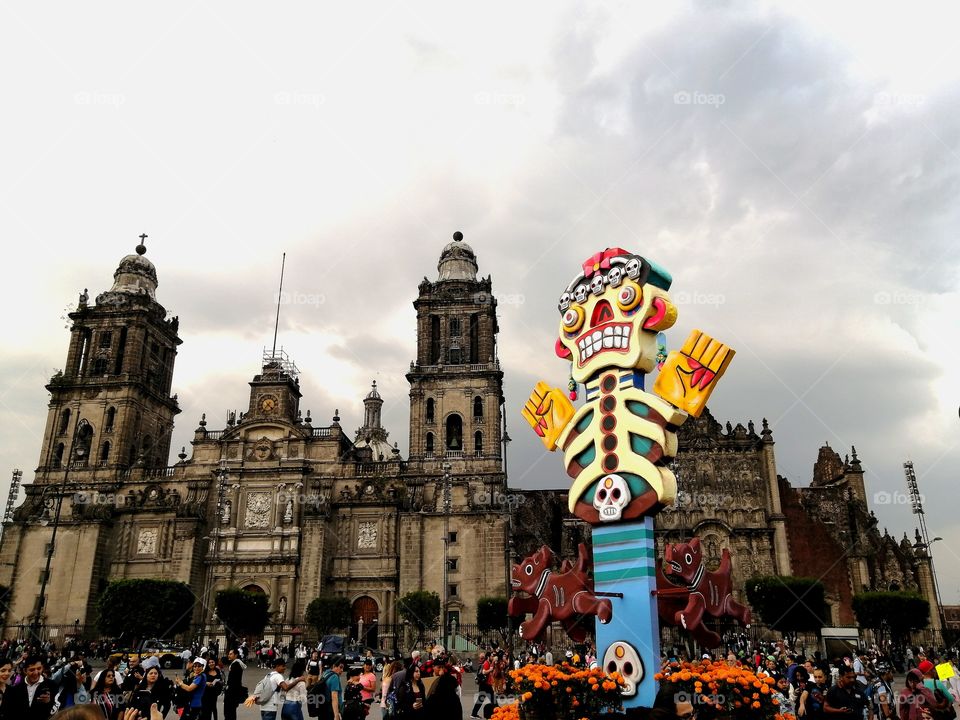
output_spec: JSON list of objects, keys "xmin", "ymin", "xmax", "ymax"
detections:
[{"xmin": 272, "ymin": 253, "xmax": 286, "ymax": 357}]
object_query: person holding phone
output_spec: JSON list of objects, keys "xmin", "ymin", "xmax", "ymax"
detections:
[
  {"xmin": 395, "ymin": 665, "xmax": 426, "ymax": 718},
  {"xmin": 136, "ymin": 665, "xmax": 172, "ymax": 718}
]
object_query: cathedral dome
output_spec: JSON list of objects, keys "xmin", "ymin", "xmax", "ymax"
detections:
[
  {"xmin": 110, "ymin": 238, "xmax": 158, "ymax": 299},
  {"xmin": 437, "ymin": 231, "xmax": 478, "ymax": 281}
]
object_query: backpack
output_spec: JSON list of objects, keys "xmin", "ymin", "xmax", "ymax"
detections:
[
  {"xmin": 309, "ymin": 671, "xmax": 335, "ymax": 720},
  {"xmin": 253, "ymin": 672, "xmax": 277, "ymax": 706}
]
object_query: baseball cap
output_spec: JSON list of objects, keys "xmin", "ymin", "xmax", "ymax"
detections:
[
  {"xmin": 565, "ymin": 650, "xmax": 574, "ymax": 658},
  {"xmin": 192, "ymin": 658, "xmax": 205, "ymax": 666}
]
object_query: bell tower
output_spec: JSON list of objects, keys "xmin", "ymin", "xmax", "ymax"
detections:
[
  {"xmin": 406, "ymin": 232, "xmax": 505, "ymax": 472},
  {"xmin": 38, "ymin": 236, "xmax": 181, "ymax": 478}
]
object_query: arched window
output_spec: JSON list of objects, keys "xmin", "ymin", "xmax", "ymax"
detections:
[
  {"xmin": 474, "ymin": 431, "xmax": 483, "ymax": 456},
  {"xmin": 105, "ymin": 407, "xmax": 116, "ymax": 433},
  {"xmin": 99, "ymin": 441, "xmax": 111, "ymax": 465},
  {"xmin": 53, "ymin": 443, "xmax": 64, "ymax": 468},
  {"xmin": 426, "ymin": 398, "xmax": 435, "ymax": 423},
  {"xmin": 75, "ymin": 422, "xmax": 93, "ymax": 465},
  {"xmin": 425, "ymin": 432, "xmax": 434, "ymax": 456},
  {"xmin": 473, "ymin": 396, "xmax": 484, "ymax": 420},
  {"xmin": 58, "ymin": 409, "xmax": 71, "ymax": 435},
  {"xmin": 446, "ymin": 414, "xmax": 463, "ymax": 451}
]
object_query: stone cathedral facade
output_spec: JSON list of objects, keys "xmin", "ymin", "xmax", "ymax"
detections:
[
  {"xmin": 0, "ymin": 235, "xmax": 510, "ymax": 644},
  {"xmin": 0, "ymin": 235, "xmax": 941, "ymax": 643}
]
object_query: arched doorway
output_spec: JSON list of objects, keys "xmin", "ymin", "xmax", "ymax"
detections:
[{"xmin": 352, "ymin": 596, "xmax": 379, "ymax": 649}]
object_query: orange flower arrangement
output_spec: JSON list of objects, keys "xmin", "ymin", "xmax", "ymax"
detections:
[
  {"xmin": 493, "ymin": 662, "xmax": 624, "ymax": 719},
  {"xmin": 656, "ymin": 659, "xmax": 797, "ymax": 720}
]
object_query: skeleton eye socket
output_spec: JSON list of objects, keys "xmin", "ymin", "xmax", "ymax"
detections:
[
  {"xmin": 685, "ymin": 553, "xmax": 693, "ymax": 565},
  {"xmin": 612, "ymin": 488, "xmax": 621, "ymax": 500},
  {"xmin": 524, "ymin": 564, "xmax": 533, "ymax": 576},
  {"xmin": 616, "ymin": 283, "xmax": 642, "ymax": 311},
  {"xmin": 562, "ymin": 305, "xmax": 585, "ymax": 333},
  {"xmin": 607, "ymin": 661, "xmax": 618, "ymax": 674},
  {"xmin": 597, "ymin": 488, "xmax": 607, "ymax": 501},
  {"xmin": 624, "ymin": 662, "xmax": 634, "ymax": 676}
]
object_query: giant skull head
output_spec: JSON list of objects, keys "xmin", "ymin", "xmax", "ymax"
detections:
[
  {"xmin": 603, "ymin": 641, "xmax": 644, "ymax": 697},
  {"xmin": 555, "ymin": 248, "xmax": 678, "ymax": 382},
  {"xmin": 592, "ymin": 474, "xmax": 631, "ymax": 522}
]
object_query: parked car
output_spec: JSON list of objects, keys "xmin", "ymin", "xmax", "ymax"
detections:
[
  {"xmin": 110, "ymin": 639, "xmax": 187, "ymax": 670},
  {"xmin": 317, "ymin": 635, "xmax": 392, "ymax": 672}
]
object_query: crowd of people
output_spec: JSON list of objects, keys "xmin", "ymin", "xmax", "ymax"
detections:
[{"xmin": 0, "ymin": 635, "xmax": 958, "ymax": 720}]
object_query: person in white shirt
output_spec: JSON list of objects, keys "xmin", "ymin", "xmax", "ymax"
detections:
[
  {"xmin": 544, "ymin": 650, "xmax": 553, "ymax": 666},
  {"xmin": 246, "ymin": 656, "xmax": 307, "ymax": 720}
]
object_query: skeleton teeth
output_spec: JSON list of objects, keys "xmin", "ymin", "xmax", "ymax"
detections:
[
  {"xmin": 592, "ymin": 331, "xmax": 602, "ymax": 343},
  {"xmin": 614, "ymin": 326, "xmax": 623, "ymax": 336},
  {"xmin": 623, "ymin": 328, "xmax": 631, "ymax": 339},
  {"xmin": 603, "ymin": 336, "xmax": 614, "ymax": 348}
]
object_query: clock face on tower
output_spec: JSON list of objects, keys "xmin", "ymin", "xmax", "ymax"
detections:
[{"xmin": 259, "ymin": 394, "xmax": 278, "ymax": 414}]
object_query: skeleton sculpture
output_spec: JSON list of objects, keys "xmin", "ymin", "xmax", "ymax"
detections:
[{"xmin": 521, "ymin": 248, "xmax": 736, "ymax": 708}]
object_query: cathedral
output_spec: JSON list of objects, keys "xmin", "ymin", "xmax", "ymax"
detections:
[
  {"xmin": 0, "ymin": 235, "xmax": 511, "ymax": 646},
  {"xmin": 0, "ymin": 235, "xmax": 941, "ymax": 646}
]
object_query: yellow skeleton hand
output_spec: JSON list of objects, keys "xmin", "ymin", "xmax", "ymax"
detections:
[
  {"xmin": 653, "ymin": 329, "xmax": 735, "ymax": 417},
  {"xmin": 521, "ymin": 381, "xmax": 575, "ymax": 451}
]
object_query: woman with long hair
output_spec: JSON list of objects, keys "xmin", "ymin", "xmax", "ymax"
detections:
[
  {"xmin": 91, "ymin": 668, "xmax": 120, "ymax": 719},
  {"xmin": 200, "ymin": 657, "xmax": 223, "ymax": 720},
  {"xmin": 0, "ymin": 657, "xmax": 13, "ymax": 718},
  {"xmin": 137, "ymin": 665, "xmax": 172, "ymax": 718},
  {"xmin": 281, "ymin": 658, "xmax": 308, "ymax": 720},
  {"xmin": 395, "ymin": 665, "xmax": 426, "ymax": 718},
  {"xmin": 381, "ymin": 660, "xmax": 404, "ymax": 717}
]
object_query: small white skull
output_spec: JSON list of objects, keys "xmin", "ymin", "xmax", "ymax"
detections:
[
  {"xmin": 590, "ymin": 275, "xmax": 605, "ymax": 296},
  {"xmin": 593, "ymin": 474, "xmax": 631, "ymax": 522},
  {"xmin": 558, "ymin": 292, "xmax": 572, "ymax": 312},
  {"xmin": 624, "ymin": 257, "xmax": 642, "ymax": 280},
  {"xmin": 573, "ymin": 284, "xmax": 589, "ymax": 304},
  {"xmin": 603, "ymin": 641, "xmax": 644, "ymax": 697},
  {"xmin": 607, "ymin": 266, "xmax": 624, "ymax": 287}
]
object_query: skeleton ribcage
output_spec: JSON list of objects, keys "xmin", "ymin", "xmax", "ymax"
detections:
[{"xmin": 560, "ymin": 386, "xmax": 685, "ymax": 513}]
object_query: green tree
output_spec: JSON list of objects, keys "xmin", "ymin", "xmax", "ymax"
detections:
[
  {"xmin": 852, "ymin": 591, "xmax": 930, "ymax": 647},
  {"xmin": 305, "ymin": 595, "xmax": 351, "ymax": 636},
  {"xmin": 476, "ymin": 597, "xmax": 509, "ymax": 632},
  {"xmin": 215, "ymin": 588, "xmax": 271, "ymax": 648},
  {"xmin": 397, "ymin": 591, "xmax": 440, "ymax": 646},
  {"xmin": 96, "ymin": 580, "xmax": 194, "ymax": 641},
  {"xmin": 746, "ymin": 576, "xmax": 828, "ymax": 644}
]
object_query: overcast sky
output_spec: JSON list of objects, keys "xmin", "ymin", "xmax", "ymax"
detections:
[{"xmin": 2, "ymin": 1, "xmax": 959, "ymax": 603}]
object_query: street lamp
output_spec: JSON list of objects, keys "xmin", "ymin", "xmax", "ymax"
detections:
[{"xmin": 33, "ymin": 444, "xmax": 84, "ymax": 639}]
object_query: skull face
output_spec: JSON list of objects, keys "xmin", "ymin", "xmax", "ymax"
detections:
[
  {"xmin": 573, "ymin": 284, "xmax": 589, "ymax": 304},
  {"xmin": 590, "ymin": 275, "xmax": 605, "ymax": 296},
  {"xmin": 607, "ymin": 266, "xmax": 624, "ymax": 287},
  {"xmin": 604, "ymin": 641, "xmax": 644, "ymax": 697},
  {"xmin": 558, "ymin": 292, "xmax": 572, "ymax": 312},
  {"xmin": 592, "ymin": 474, "xmax": 631, "ymax": 522},
  {"xmin": 624, "ymin": 257, "xmax": 642, "ymax": 280}
]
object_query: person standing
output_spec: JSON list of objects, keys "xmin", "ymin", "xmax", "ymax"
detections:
[
  {"xmin": 381, "ymin": 660, "xmax": 404, "ymax": 718},
  {"xmin": 201, "ymin": 657, "xmax": 224, "ymax": 720},
  {"xmin": 308, "ymin": 656, "xmax": 344, "ymax": 720},
  {"xmin": 825, "ymin": 667, "xmax": 868, "ymax": 719},
  {"xmin": 91, "ymin": 667, "xmax": 122, "ymax": 719},
  {"xmin": 5, "ymin": 656, "xmax": 56, "ymax": 720},
  {"xmin": 871, "ymin": 665, "xmax": 896, "ymax": 720},
  {"xmin": 425, "ymin": 661, "xmax": 462, "ymax": 719},
  {"xmin": 358, "ymin": 659, "xmax": 377, "ymax": 706},
  {"xmin": 281, "ymin": 659, "xmax": 308, "ymax": 720},
  {"xmin": 469, "ymin": 652, "xmax": 492, "ymax": 720},
  {"xmin": 223, "ymin": 649, "xmax": 247, "ymax": 720},
  {"xmin": 395, "ymin": 665, "xmax": 426, "ymax": 718},
  {"xmin": 0, "ymin": 657, "xmax": 14, "ymax": 718},
  {"xmin": 898, "ymin": 670, "xmax": 937, "ymax": 720},
  {"xmin": 138, "ymin": 664, "xmax": 173, "ymax": 718},
  {"xmin": 175, "ymin": 659, "xmax": 208, "ymax": 720}
]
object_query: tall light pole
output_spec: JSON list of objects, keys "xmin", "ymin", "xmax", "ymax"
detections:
[
  {"xmin": 34, "ymin": 443, "xmax": 84, "ymax": 640},
  {"xmin": 905, "ymin": 460, "xmax": 947, "ymax": 636},
  {"xmin": 501, "ymin": 423, "xmax": 514, "ymax": 649},
  {"xmin": 441, "ymin": 462, "xmax": 452, "ymax": 653},
  {"xmin": 204, "ymin": 460, "xmax": 229, "ymax": 640}
]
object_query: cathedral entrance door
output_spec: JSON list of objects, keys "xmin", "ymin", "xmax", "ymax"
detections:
[{"xmin": 352, "ymin": 596, "xmax": 379, "ymax": 648}]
